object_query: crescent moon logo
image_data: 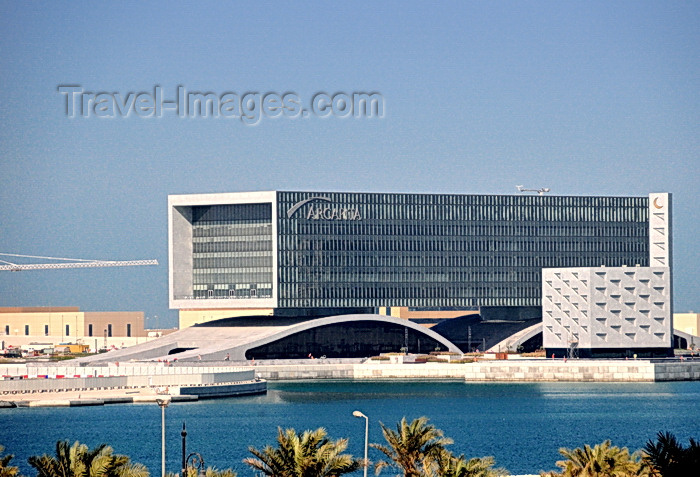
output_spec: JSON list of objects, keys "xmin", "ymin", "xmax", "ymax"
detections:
[
  {"xmin": 653, "ymin": 197, "xmax": 663, "ymax": 209},
  {"xmin": 286, "ymin": 196, "xmax": 332, "ymax": 218}
]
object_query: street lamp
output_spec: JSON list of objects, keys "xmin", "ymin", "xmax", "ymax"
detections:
[
  {"xmin": 353, "ymin": 411, "xmax": 369, "ymax": 477},
  {"xmin": 185, "ymin": 452, "xmax": 206, "ymax": 477},
  {"xmin": 156, "ymin": 395, "xmax": 172, "ymax": 477},
  {"xmin": 181, "ymin": 422, "xmax": 187, "ymax": 477}
]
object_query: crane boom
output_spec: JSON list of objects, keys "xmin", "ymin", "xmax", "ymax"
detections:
[
  {"xmin": 0, "ymin": 260, "xmax": 158, "ymax": 271},
  {"xmin": 0, "ymin": 253, "xmax": 158, "ymax": 271}
]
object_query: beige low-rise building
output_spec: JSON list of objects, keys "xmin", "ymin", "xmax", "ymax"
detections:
[
  {"xmin": 674, "ymin": 312, "xmax": 700, "ymax": 338},
  {"xmin": 0, "ymin": 306, "xmax": 167, "ymax": 352},
  {"xmin": 178, "ymin": 307, "xmax": 275, "ymax": 329},
  {"xmin": 378, "ymin": 306, "xmax": 480, "ymax": 328}
]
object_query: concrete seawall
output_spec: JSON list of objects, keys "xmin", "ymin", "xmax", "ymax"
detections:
[
  {"xmin": 179, "ymin": 380, "xmax": 267, "ymax": 398},
  {"xmin": 463, "ymin": 360, "xmax": 656, "ymax": 382},
  {"xmin": 252, "ymin": 359, "xmax": 700, "ymax": 382},
  {"xmin": 653, "ymin": 361, "xmax": 700, "ymax": 381},
  {"xmin": 253, "ymin": 364, "xmax": 355, "ymax": 380}
]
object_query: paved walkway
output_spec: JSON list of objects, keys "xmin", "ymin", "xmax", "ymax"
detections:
[{"xmin": 0, "ymin": 387, "xmax": 194, "ymax": 407}]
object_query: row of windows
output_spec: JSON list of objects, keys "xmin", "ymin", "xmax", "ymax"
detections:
[
  {"xmin": 193, "ymin": 224, "xmax": 271, "ymax": 237},
  {"xmin": 192, "ymin": 288, "xmax": 273, "ymax": 299},
  {"xmin": 278, "ymin": 193, "xmax": 648, "ymax": 222},
  {"xmin": 194, "ymin": 251, "xmax": 271, "ymax": 258},
  {"xmin": 193, "ymin": 283, "xmax": 273, "ymax": 290},
  {"xmin": 281, "ymin": 269, "xmax": 542, "ymax": 283},
  {"xmin": 193, "ymin": 267, "xmax": 271, "ymax": 275},
  {"xmin": 2, "ymin": 324, "xmax": 127, "ymax": 337},
  {"xmin": 282, "ymin": 265, "xmax": 541, "ymax": 282},
  {"xmin": 192, "ymin": 235, "xmax": 272, "ymax": 244},
  {"xmin": 278, "ymin": 191, "xmax": 647, "ymax": 208},
  {"xmin": 281, "ymin": 283, "xmax": 541, "ymax": 299},
  {"xmin": 286, "ymin": 205, "xmax": 647, "ymax": 223},
  {"xmin": 282, "ymin": 280, "xmax": 542, "ymax": 301},
  {"xmin": 191, "ymin": 204, "xmax": 272, "ymax": 223},
  {"xmin": 277, "ymin": 295, "xmax": 537, "ymax": 308},
  {"xmin": 193, "ymin": 241, "xmax": 272, "ymax": 253},
  {"xmin": 192, "ymin": 218, "xmax": 271, "ymax": 226},
  {"xmin": 283, "ymin": 238, "xmax": 647, "ymax": 255},
  {"xmin": 194, "ymin": 257, "xmax": 271, "ymax": 268},
  {"xmin": 279, "ymin": 254, "xmax": 644, "ymax": 276},
  {"xmin": 280, "ymin": 221, "xmax": 648, "ymax": 239}
]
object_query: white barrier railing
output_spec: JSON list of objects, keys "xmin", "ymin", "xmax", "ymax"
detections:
[{"xmin": 0, "ymin": 367, "xmax": 255, "ymax": 394}]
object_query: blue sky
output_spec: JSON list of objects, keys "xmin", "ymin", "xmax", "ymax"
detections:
[{"xmin": 0, "ymin": 1, "xmax": 698, "ymax": 328}]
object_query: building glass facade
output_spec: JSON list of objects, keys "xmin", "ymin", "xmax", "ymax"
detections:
[
  {"xmin": 190, "ymin": 203, "xmax": 274, "ymax": 299},
  {"xmin": 276, "ymin": 191, "xmax": 649, "ymax": 309},
  {"xmin": 170, "ymin": 191, "xmax": 650, "ymax": 312},
  {"xmin": 244, "ymin": 320, "xmax": 444, "ymax": 359}
]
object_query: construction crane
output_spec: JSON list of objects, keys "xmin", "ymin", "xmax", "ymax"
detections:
[
  {"xmin": 516, "ymin": 185, "xmax": 551, "ymax": 195},
  {"xmin": 0, "ymin": 253, "xmax": 158, "ymax": 271}
]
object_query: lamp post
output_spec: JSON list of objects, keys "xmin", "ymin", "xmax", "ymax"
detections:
[
  {"xmin": 181, "ymin": 422, "xmax": 187, "ymax": 477},
  {"xmin": 156, "ymin": 395, "xmax": 172, "ymax": 477},
  {"xmin": 353, "ymin": 411, "xmax": 369, "ymax": 477},
  {"xmin": 185, "ymin": 452, "xmax": 206, "ymax": 477}
]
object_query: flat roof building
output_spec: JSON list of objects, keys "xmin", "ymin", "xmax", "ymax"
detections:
[
  {"xmin": 0, "ymin": 306, "xmax": 155, "ymax": 352},
  {"xmin": 169, "ymin": 190, "xmax": 653, "ymax": 329},
  {"xmin": 675, "ymin": 313, "xmax": 700, "ymax": 338}
]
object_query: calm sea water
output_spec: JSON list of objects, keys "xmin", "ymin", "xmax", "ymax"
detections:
[{"xmin": 2, "ymin": 380, "xmax": 699, "ymax": 475}]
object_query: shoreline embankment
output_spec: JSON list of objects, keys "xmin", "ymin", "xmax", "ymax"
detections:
[
  {"xmin": 252, "ymin": 358, "xmax": 700, "ymax": 381},
  {"xmin": 0, "ymin": 365, "xmax": 266, "ymax": 407}
]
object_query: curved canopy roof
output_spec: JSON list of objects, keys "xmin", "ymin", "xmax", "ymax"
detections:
[{"xmin": 76, "ymin": 314, "xmax": 461, "ymax": 363}]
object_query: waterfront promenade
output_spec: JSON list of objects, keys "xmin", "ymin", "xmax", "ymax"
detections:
[
  {"xmin": 0, "ymin": 364, "xmax": 266, "ymax": 406},
  {"xmin": 0, "ymin": 386, "xmax": 197, "ymax": 407}
]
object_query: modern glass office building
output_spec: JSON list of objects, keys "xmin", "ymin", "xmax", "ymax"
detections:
[{"xmin": 169, "ymin": 190, "xmax": 651, "ymax": 323}]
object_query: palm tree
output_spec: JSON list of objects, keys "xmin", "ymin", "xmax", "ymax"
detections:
[
  {"xmin": 28, "ymin": 441, "xmax": 148, "ymax": 477},
  {"xmin": 371, "ymin": 417, "xmax": 453, "ymax": 477},
  {"xmin": 544, "ymin": 440, "xmax": 644, "ymax": 477},
  {"xmin": 643, "ymin": 431, "xmax": 700, "ymax": 477},
  {"xmin": 0, "ymin": 445, "xmax": 20, "ymax": 477},
  {"xmin": 200, "ymin": 469, "xmax": 236, "ymax": 477},
  {"xmin": 244, "ymin": 427, "xmax": 360, "ymax": 477},
  {"xmin": 432, "ymin": 451, "xmax": 506, "ymax": 477}
]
